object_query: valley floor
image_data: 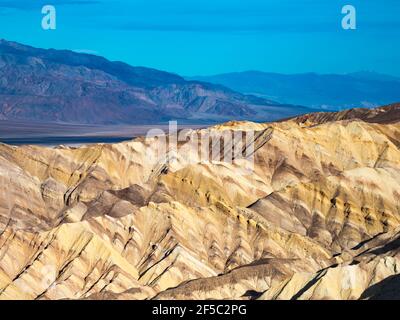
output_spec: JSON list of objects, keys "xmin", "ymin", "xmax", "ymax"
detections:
[{"xmin": 0, "ymin": 120, "xmax": 206, "ymax": 146}]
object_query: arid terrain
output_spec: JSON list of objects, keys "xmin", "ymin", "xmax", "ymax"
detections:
[{"xmin": 0, "ymin": 104, "xmax": 400, "ymax": 300}]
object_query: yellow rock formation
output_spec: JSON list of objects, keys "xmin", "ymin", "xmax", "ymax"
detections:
[{"xmin": 0, "ymin": 105, "xmax": 399, "ymax": 300}]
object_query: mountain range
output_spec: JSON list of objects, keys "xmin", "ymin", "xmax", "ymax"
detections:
[
  {"xmin": 0, "ymin": 40, "xmax": 313, "ymax": 125},
  {"xmin": 190, "ymin": 71, "xmax": 400, "ymax": 110}
]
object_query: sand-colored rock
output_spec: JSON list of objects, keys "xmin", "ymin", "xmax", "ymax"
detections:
[{"xmin": 0, "ymin": 105, "xmax": 399, "ymax": 300}]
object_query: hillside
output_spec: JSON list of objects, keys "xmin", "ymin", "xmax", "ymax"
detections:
[{"xmin": 0, "ymin": 105, "xmax": 399, "ymax": 300}]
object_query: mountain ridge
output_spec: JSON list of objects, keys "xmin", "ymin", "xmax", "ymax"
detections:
[
  {"xmin": 0, "ymin": 39, "xmax": 311, "ymax": 124},
  {"xmin": 189, "ymin": 70, "xmax": 400, "ymax": 110},
  {"xmin": 0, "ymin": 104, "xmax": 399, "ymax": 300}
]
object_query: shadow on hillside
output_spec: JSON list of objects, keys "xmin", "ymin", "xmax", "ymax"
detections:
[{"xmin": 360, "ymin": 274, "xmax": 400, "ymax": 300}]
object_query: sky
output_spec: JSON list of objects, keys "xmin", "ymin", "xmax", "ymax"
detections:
[{"xmin": 0, "ymin": 0, "xmax": 399, "ymax": 76}]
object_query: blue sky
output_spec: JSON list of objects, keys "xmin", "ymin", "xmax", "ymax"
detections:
[{"xmin": 1, "ymin": 0, "xmax": 399, "ymax": 76}]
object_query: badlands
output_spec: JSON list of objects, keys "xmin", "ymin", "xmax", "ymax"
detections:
[{"xmin": 0, "ymin": 104, "xmax": 399, "ymax": 300}]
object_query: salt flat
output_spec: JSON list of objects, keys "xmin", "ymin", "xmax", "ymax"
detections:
[{"xmin": 0, "ymin": 120, "xmax": 206, "ymax": 146}]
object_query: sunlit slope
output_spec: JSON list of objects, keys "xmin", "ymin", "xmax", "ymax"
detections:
[{"xmin": 0, "ymin": 105, "xmax": 399, "ymax": 300}]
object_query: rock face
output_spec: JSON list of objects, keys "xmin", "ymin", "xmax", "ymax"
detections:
[
  {"xmin": 0, "ymin": 105, "xmax": 400, "ymax": 300},
  {"xmin": 0, "ymin": 39, "xmax": 309, "ymax": 124}
]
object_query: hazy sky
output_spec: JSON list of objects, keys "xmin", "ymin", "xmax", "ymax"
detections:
[{"xmin": 1, "ymin": 0, "xmax": 399, "ymax": 76}]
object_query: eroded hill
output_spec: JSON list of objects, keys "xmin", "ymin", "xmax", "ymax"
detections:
[{"xmin": 0, "ymin": 105, "xmax": 399, "ymax": 300}]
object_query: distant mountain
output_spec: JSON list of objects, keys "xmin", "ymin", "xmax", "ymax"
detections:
[
  {"xmin": 0, "ymin": 40, "xmax": 310, "ymax": 124},
  {"xmin": 189, "ymin": 71, "xmax": 400, "ymax": 110},
  {"xmin": 346, "ymin": 71, "xmax": 400, "ymax": 83}
]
